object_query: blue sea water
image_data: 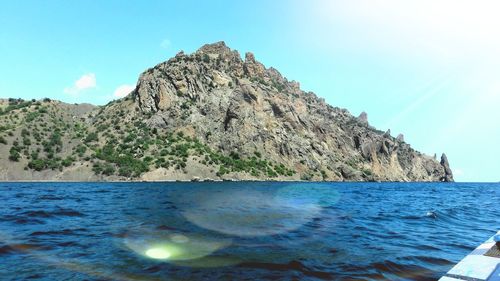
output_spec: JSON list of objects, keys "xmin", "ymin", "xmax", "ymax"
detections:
[{"xmin": 0, "ymin": 182, "xmax": 498, "ymax": 280}]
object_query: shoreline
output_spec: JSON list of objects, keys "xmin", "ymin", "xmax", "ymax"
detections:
[{"xmin": 0, "ymin": 180, "xmax": 473, "ymax": 183}]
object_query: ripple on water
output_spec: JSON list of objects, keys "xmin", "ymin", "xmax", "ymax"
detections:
[
  {"xmin": 2, "ymin": 214, "xmax": 46, "ymax": 225},
  {"xmin": 238, "ymin": 260, "xmax": 333, "ymax": 280},
  {"xmin": 0, "ymin": 182, "xmax": 498, "ymax": 280},
  {"xmin": 402, "ymin": 256, "xmax": 453, "ymax": 266},
  {"xmin": 0, "ymin": 243, "xmax": 52, "ymax": 255},
  {"xmin": 21, "ymin": 208, "xmax": 85, "ymax": 218},
  {"xmin": 29, "ymin": 228, "xmax": 86, "ymax": 237}
]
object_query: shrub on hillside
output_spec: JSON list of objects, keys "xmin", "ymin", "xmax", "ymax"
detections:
[
  {"xmin": 85, "ymin": 132, "xmax": 99, "ymax": 143},
  {"xmin": 28, "ymin": 159, "xmax": 46, "ymax": 171},
  {"xmin": 9, "ymin": 147, "xmax": 20, "ymax": 161}
]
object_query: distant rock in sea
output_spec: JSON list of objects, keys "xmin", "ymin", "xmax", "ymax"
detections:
[{"xmin": 440, "ymin": 153, "xmax": 454, "ymax": 182}]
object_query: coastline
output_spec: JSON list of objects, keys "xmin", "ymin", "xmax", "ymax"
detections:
[{"xmin": 0, "ymin": 179, "xmax": 463, "ymax": 183}]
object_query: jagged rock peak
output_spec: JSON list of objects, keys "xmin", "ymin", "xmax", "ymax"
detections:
[
  {"xmin": 197, "ymin": 41, "xmax": 232, "ymax": 55},
  {"xmin": 396, "ymin": 134, "xmax": 405, "ymax": 142},
  {"xmin": 194, "ymin": 41, "xmax": 243, "ymax": 63},
  {"xmin": 383, "ymin": 129, "xmax": 391, "ymax": 138},
  {"xmin": 358, "ymin": 111, "xmax": 368, "ymax": 124},
  {"xmin": 245, "ymin": 52, "xmax": 256, "ymax": 63},
  {"xmin": 440, "ymin": 153, "xmax": 454, "ymax": 182}
]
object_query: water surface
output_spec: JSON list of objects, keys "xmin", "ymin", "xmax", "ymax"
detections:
[{"xmin": 0, "ymin": 182, "xmax": 498, "ymax": 280}]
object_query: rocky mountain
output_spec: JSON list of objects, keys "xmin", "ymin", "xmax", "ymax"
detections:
[{"xmin": 0, "ymin": 42, "xmax": 453, "ymax": 182}]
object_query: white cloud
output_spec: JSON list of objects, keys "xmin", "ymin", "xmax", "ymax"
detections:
[
  {"xmin": 64, "ymin": 73, "xmax": 97, "ymax": 95},
  {"xmin": 113, "ymin": 84, "xmax": 135, "ymax": 98},
  {"xmin": 160, "ymin": 39, "xmax": 171, "ymax": 49}
]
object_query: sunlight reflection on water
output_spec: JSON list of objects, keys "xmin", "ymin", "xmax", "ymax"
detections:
[{"xmin": 123, "ymin": 227, "xmax": 232, "ymax": 262}]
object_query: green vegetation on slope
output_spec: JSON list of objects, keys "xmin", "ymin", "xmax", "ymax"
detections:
[{"xmin": 0, "ymin": 98, "xmax": 296, "ymax": 179}]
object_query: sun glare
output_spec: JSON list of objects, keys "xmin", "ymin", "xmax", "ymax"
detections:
[{"xmin": 145, "ymin": 248, "xmax": 171, "ymax": 259}]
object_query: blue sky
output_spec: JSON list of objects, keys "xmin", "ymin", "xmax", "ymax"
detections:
[{"xmin": 0, "ymin": 0, "xmax": 498, "ymax": 182}]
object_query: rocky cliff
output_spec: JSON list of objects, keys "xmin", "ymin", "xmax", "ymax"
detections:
[{"xmin": 0, "ymin": 42, "xmax": 453, "ymax": 182}]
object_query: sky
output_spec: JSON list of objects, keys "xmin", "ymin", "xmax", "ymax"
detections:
[{"xmin": 0, "ymin": 0, "xmax": 498, "ymax": 182}]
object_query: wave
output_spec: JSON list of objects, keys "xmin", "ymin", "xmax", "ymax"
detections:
[
  {"xmin": 37, "ymin": 195, "xmax": 64, "ymax": 201},
  {"xmin": 29, "ymin": 228, "xmax": 86, "ymax": 237},
  {"xmin": 238, "ymin": 260, "xmax": 333, "ymax": 280},
  {"xmin": 21, "ymin": 208, "xmax": 85, "ymax": 218},
  {"xmin": 0, "ymin": 243, "xmax": 51, "ymax": 255}
]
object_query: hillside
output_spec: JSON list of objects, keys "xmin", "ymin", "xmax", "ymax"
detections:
[{"xmin": 0, "ymin": 42, "xmax": 453, "ymax": 182}]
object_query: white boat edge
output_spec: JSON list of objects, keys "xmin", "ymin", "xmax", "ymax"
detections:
[{"xmin": 439, "ymin": 231, "xmax": 500, "ymax": 281}]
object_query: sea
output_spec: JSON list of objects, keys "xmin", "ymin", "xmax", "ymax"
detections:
[{"xmin": 0, "ymin": 182, "xmax": 498, "ymax": 280}]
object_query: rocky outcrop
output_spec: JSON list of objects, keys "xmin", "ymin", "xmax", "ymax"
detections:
[
  {"xmin": 358, "ymin": 112, "xmax": 368, "ymax": 125},
  {"xmin": 440, "ymin": 153, "xmax": 454, "ymax": 182},
  {"xmin": 396, "ymin": 134, "xmax": 405, "ymax": 142},
  {"xmin": 0, "ymin": 42, "xmax": 453, "ymax": 182},
  {"xmin": 126, "ymin": 41, "xmax": 453, "ymax": 182}
]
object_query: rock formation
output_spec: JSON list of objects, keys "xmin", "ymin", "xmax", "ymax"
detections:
[
  {"xmin": 358, "ymin": 112, "xmax": 368, "ymax": 125},
  {"xmin": 396, "ymin": 134, "xmax": 405, "ymax": 142},
  {"xmin": 440, "ymin": 153, "xmax": 454, "ymax": 182},
  {"xmin": 0, "ymin": 42, "xmax": 453, "ymax": 182}
]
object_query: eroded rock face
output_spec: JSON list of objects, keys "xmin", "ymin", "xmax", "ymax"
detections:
[
  {"xmin": 396, "ymin": 134, "xmax": 405, "ymax": 142},
  {"xmin": 440, "ymin": 153, "xmax": 454, "ymax": 182},
  {"xmin": 127, "ymin": 41, "xmax": 452, "ymax": 182},
  {"xmin": 358, "ymin": 112, "xmax": 368, "ymax": 125}
]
